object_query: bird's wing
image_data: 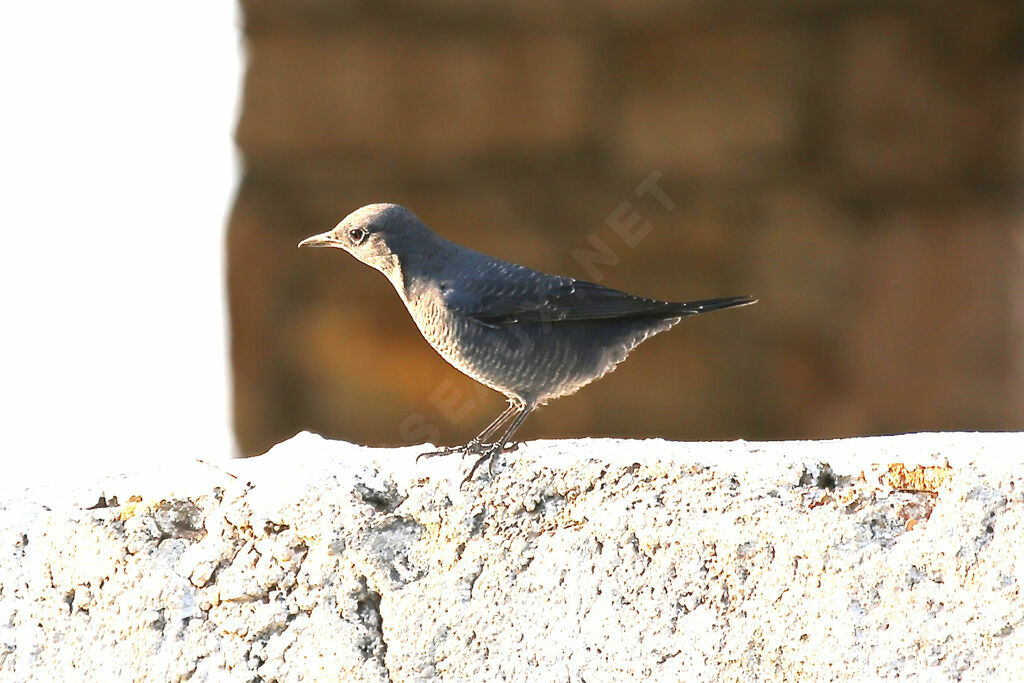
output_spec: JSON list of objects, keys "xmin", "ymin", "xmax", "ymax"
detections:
[
  {"xmin": 442, "ymin": 261, "xmax": 576, "ymax": 325},
  {"xmin": 445, "ymin": 260, "xmax": 751, "ymax": 325}
]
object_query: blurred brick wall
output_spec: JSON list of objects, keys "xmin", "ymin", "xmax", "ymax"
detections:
[{"xmin": 229, "ymin": 0, "xmax": 1023, "ymax": 456}]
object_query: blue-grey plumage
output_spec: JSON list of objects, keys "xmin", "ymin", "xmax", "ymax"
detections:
[{"xmin": 299, "ymin": 203, "xmax": 756, "ymax": 482}]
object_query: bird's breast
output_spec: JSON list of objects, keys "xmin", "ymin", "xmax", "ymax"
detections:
[{"xmin": 402, "ymin": 292, "xmax": 527, "ymax": 393}]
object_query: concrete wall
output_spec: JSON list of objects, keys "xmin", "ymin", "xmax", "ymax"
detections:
[{"xmin": 2, "ymin": 433, "xmax": 1023, "ymax": 680}]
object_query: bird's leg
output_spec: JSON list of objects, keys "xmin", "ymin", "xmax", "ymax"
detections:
[
  {"xmin": 416, "ymin": 400, "xmax": 519, "ymax": 462},
  {"xmin": 470, "ymin": 399, "xmax": 523, "ymax": 449},
  {"xmin": 464, "ymin": 404, "xmax": 535, "ymax": 483}
]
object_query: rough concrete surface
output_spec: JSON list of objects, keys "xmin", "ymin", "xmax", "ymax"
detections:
[{"xmin": 1, "ymin": 432, "xmax": 1023, "ymax": 681}]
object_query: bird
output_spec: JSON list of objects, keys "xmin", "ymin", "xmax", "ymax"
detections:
[{"xmin": 299, "ymin": 203, "xmax": 756, "ymax": 482}]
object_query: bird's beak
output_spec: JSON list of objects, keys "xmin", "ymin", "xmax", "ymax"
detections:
[{"xmin": 298, "ymin": 231, "xmax": 339, "ymax": 249}]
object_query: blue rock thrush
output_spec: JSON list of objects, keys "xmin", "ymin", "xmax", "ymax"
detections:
[{"xmin": 300, "ymin": 203, "xmax": 756, "ymax": 481}]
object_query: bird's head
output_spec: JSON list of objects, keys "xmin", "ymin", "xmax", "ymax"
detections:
[{"xmin": 298, "ymin": 203, "xmax": 435, "ymax": 284}]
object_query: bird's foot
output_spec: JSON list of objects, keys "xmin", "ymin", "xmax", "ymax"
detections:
[
  {"xmin": 462, "ymin": 441, "xmax": 506, "ymax": 486},
  {"xmin": 418, "ymin": 440, "xmax": 517, "ymax": 486}
]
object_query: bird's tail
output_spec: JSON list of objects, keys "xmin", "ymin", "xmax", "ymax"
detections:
[{"xmin": 670, "ymin": 295, "xmax": 757, "ymax": 316}]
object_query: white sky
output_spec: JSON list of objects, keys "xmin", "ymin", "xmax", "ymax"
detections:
[{"xmin": 1, "ymin": 3, "xmax": 241, "ymax": 486}]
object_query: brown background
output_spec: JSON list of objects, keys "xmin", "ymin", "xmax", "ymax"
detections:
[{"xmin": 228, "ymin": 0, "xmax": 1023, "ymax": 456}]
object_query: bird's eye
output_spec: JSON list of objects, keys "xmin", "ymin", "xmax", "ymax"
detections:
[{"xmin": 348, "ymin": 227, "xmax": 368, "ymax": 245}]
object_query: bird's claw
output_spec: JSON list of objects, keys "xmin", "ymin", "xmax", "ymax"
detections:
[
  {"xmin": 415, "ymin": 443, "xmax": 469, "ymax": 462},
  {"xmin": 462, "ymin": 442, "xmax": 506, "ymax": 487}
]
